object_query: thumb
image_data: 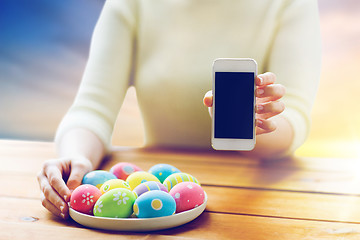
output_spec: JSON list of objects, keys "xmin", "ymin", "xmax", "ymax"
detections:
[
  {"xmin": 203, "ymin": 90, "xmax": 213, "ymax": 107},
  {"xmin": 203, "ymin": 91, "xmax": 213, "ymax": 118},
  {"xmin": 66, "ymin": 161, "xmax": 92, "ymax": 192}
]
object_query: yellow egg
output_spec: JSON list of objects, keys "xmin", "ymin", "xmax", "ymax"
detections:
[
  {"xmin": 100, "ymin": 179, "xmax": 131, "ymax": 194},
  {"xmin": 126, "ymin": 171, "xmax": 160, "ymax": 190}
]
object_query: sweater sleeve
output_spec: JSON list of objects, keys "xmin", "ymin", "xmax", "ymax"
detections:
[
  {"xmin": 266, "ymin": 0, "xmax": 322, "ymax": 156},
  {"xmin": 55, "ymin": 0, "xmax": 137, "ymax": 148}
]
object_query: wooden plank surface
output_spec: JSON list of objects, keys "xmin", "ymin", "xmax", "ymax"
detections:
[
  {"xmin": 3, "ymin": 196, "xmax": 360, "ymax": 240},
  {"xmin": 2, "ymin": 140, "xmax": 360, "ymax": 239},
  {"xmin": 106, "ymin": 150, "xmax": 360, "ymax": 195},
  {"xmin": 3, "ymin": 178, "xmax": 360, "ymax": 224},
  {"xmin": 3, "ymin": 144, "xmax": 360, "ymax": 195}
]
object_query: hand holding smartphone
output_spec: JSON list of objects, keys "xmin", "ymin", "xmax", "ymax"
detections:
[{"xmin": 211, "ymin": 58, "xmax": 257, "ymax": 151}]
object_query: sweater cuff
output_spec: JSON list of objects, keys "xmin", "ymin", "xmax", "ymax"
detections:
[
  {"xmin": 54, "ymin": 111, "xmax": 113, "ymax": 152},
  {"xmin": 280, "ymin": 107, "xmax": 310, "ymax": 157}
]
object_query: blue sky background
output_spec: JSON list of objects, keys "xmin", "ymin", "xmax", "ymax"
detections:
[
  {"xmin": 0, "ymin": 0, "xmax": 104, "ymax": 140},
  {"xmin": 0, "ymin": 0, "xmax": 103, "ymax": 54}
]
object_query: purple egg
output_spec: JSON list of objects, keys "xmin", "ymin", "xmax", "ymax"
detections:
[{"xmin": 133, "ymin": 181, "xmax": 168, "ymax": 198}]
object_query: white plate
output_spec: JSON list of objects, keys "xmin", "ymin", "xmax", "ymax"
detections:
[{"xmin": 69, "ymin": 192, "xmax": 207, "ymax": 232}]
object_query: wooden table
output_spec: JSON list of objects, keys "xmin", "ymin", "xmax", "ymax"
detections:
[{"xmin": 2, "ymin": 140, "xmax": 360, "ymax": 239}]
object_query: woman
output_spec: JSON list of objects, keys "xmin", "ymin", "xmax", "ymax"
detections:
[{"xmin": 37, "ymin": 0, "xmax": 321, "ymax": 219}]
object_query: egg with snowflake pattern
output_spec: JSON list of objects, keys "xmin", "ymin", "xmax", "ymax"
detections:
[
  {"xmin": 93, "ymin": 188, "xmax": 136, "ymax": 218},
  {"xmin": 70, "ymin": 184, "xmax": 102, "ymax": 215}
]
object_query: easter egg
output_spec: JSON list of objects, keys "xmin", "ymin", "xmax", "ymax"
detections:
[
  {"xmin": 148, "ymin": 164, "xmax": 181, "ymax": 183},
  {"xmin": 110, "ymin": 162, "xmax": 142, "ymax": 180},
  {"xmin": 133, "ymin": 181, "xmax": 168, "ymax": 198},
  {"xmin": 133, "ymin": 190, "xmax": 176, "ymax": 218},
  {"xmin": 82, "ymin": 170, "xmax": 117, "ymax": 189},
  {"xmin": 163, "ymin": 172, "xmax": 200, "ymax": 192},
  {"xmin": 93, "ymin": 188, "xmax": 136, "ymax": 218},
  {"xmin": 126, "ymin": 171, "xmax": 160, "ymax": 190},
  {"xmin": 169, "ymin": 182, "xmax": 205, "ymax": 213},
  {"xmin": 100, "ymin": 179, "xmax": 131, "ymax": 194},
  {"xmin": 70, "ymin": 184, "xmax": 102, "ymax": 215}
]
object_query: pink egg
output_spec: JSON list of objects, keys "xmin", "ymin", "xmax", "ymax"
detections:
[
  {"xmin": 110, "ymin": 162, "xmax": 142, "ymax": 180},
  {"xmin": 169, "ymin": 182, "xmax": 205, "ymax": 213},
  {"xmin": 70, "ymin": 184, "xmax": 102, "ymax": 215}
]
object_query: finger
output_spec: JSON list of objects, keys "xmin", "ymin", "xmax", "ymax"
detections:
[
  {"xmin": 255, "ymin": 126, "xmax": 267, "ymax": 135},
  {"xmin": 45, "ymin": 165, "xmax": 72, "ymax": 202},
  {"xmin": 256, "ymin": 101, "xmax": 285, "ymax": 119},
  {"xmin": 256, "ymin": 119, "xmax": 276, "ymax": 135},
  {"xmin": 40, "ymin": 192, "xmax": 68, "ymax": 219},
  {"xmin": 66, "ymin": 161, "xmax": 92, "ymax": 192},
  {"xmin": 256, "ymin": 84, "xmax": 285, "ymax": 100},
  {"xmin": 256, "ymin": 72, "xmax": 276, "ymax": 87},
  {"xmin": 39, "ymin": 175, "xmax": 68, "ymax": 217},
  {"xmin": 203, "ymin": 90, "xmax": 213, "ymax": 107}
]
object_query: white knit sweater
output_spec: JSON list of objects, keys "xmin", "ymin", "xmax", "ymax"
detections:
[{"xmin": 56, "ymin": 0, "xmax": 321, "ymax": 155}]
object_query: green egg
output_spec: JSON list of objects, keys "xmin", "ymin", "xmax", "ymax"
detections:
[{"xmin": 93, "ymin": 188, "xmax": 136, "ymax": 218}]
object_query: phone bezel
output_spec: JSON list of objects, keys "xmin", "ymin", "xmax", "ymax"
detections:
[{"xmin": 211, "ymin": 58, "xmax": 257, "ymax": 151}]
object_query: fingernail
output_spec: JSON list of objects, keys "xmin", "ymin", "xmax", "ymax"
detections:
[
  {"xmin": 60, "ymin": 213, "xmax": 65, "ymax": 219},
  {"xmin": 64, "ymin": 195, "xmax": 68, "ymax": 202},
  {"xmin": 257, "ymin": 105, "xmax": 264, "ymax": 111},
  {"xmin": 258, "ymin": 77, "xmax": 263, "ymax": 85},
  {"xmin": 257, "ymin": 119, "xmax": 263, "ymax": 125},
  {"xmin": 257, "ymin": 89, "xmax": 264, "ymax": 95},
  {"xmin": 60, "ymin": 205, "xmax": 65, "ymax": 213}
]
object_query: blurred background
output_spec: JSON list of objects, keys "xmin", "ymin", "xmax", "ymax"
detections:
[
  {"xmin": 0, "ymin": 0, "xmax": 359, "ymax": 158},
  {"xmin": 0, "ymin": 0, "xmax": 104, "ymax": 139}
]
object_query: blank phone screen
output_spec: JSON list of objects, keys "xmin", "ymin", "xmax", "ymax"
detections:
[{"xmin": 214, "ymin": 72, "xmax": 255, "ymax": 139}]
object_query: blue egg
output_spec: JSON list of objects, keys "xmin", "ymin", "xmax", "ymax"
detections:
[
  {"xmin": 133, "ymin": 190, "xmax": 176, "ymax": 218},
  {"xmin": 148, "ymin": 164, "xmax": 181, "ymax": 183},
  {"xmin": 82, "ymin": 170, "xmax": 117, "ymax": 189}
]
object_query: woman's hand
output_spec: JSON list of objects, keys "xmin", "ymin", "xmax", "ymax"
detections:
[
  {"xmin": 37, "ymin": 156, "xmax": 93, "ymax": 219},
  {"xmin": 203, "ymin": 72, "xmax": 285, "ymax": 135}
]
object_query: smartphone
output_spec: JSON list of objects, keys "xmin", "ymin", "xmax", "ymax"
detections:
[{"xmin": 211, "ymin": 58, "xmax": 257, "ymax": 151}]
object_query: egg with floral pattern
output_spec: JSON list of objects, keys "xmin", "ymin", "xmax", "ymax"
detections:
[
  {"xmin": 100, "ymin": 179, "xmax": 131, "ymax": 194},
  {"xmin": 126, "ymin": 171, "xmax": 160, "ymax": 190},
  {"xmin": 169, "ymin": 182, "xmax": 205, "ymax": 213},
  {"xmin": 110, "ymin": 162, "xmax": 142, "ymax": 180},
  {"xmin": 163, "ymin": 172, "xmax": 200, "ymax": 192},
  {"xmin": 133, "ymin": 190, "xmax": 176, "ymax": 218},
  {"xmin": 148, "ymin": 164, "xmax": 181, "ymax": 183},
  {"xmin": 82, "ymin": 170, "xmax": 117, "ymax": 189},
  {"xmin": 70, "ymin": 184, "xmax": 102, "ymax": 215},
  {"xmin": 93, "ymin": 188, "xmax": 136, "ymax": 218}
]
